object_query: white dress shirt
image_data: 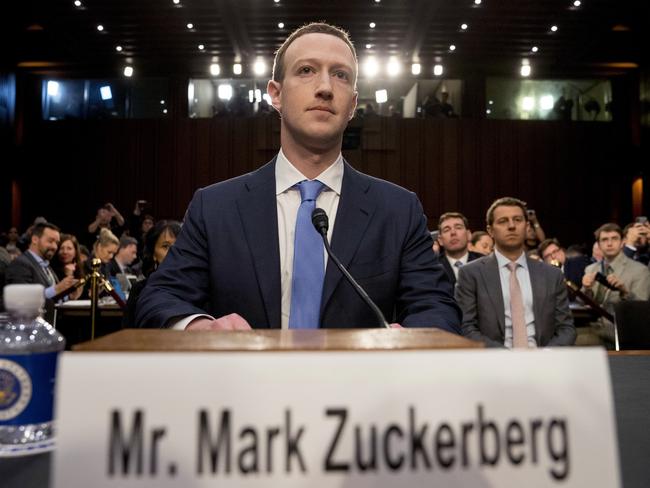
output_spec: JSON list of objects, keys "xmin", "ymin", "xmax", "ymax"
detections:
[
  {"xmin": 445, "ymin": 252, "xmax": 469, "ymax": 281},
  {"xmin": 494, "ymin": 249, "xmax": 537, "ymax": 348},
  {"xmin": 173, "ymin": 149, "xmax": 343, "ymax": 330}
]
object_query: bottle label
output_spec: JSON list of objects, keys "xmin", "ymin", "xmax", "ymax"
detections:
[{"xmin": 0, "ymin": 352, "xmax": 59, "ymax": 426}]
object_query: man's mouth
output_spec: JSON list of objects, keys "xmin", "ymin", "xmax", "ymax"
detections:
[{"xmin": 308, "ymin": 106, "xmax": 335, "ymax": 114}]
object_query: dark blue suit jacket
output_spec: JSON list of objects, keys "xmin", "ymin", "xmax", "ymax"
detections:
[{"xmin": 136, "ymin": 158, "xmax": 461, "ymax": 332}]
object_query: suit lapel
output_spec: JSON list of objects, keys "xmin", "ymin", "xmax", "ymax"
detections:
[
  {"xmin": 480, "ymin": 255, "xmax": 506, "ymax": 333},
  {"xmin": 236, "ymin": 159, "xmax": 282, "ymax": 328},
  {"xmin": 527, "ymin": 258, "xmax": 546, "ymax": 343},
  {"xmin": 320, "ymin": 161, "xmax": 376, "ymax": 315},
  {"xmin": 25, "ymin": 251, "xmax": 55, "ymax": 287}
]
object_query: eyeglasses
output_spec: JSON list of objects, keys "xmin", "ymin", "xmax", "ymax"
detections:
[{"xmin": 542, "ymin": 247, "xmax": 562, "ymax": 261}]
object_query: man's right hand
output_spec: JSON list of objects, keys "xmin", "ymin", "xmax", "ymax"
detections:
[
  {"xmin": 582, "ymin": 272, "xmax": 596, "ymax": 289},
  {"xmin": 54, "ymin": 276, "xmax": 78, "ymax": 295},
  {"xmin": 186, "ymin": 313, "xmax": 252, "ymax": 331}
]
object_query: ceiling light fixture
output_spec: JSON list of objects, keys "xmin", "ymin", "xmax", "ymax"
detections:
[
  {"xmin": 433, "ymin": 64, "xmax": 443, "ymax": 76},
  {"xmin": 278, "ymin": 22, "xmax": 284, "ymax": 29},
  {"xmin": 210, "ymin": 63, "xmax": 220, "ymax": 76},
  {"xmin": 253, "ymin": 59, "xmax": 267, "ymax": 76},
  {"xmin": 531, "ymin": 46, "xmax": 539, "ymax": 53},
  {"xmin": 474, "ymin": 0, "xmax": 482, "ymax": 4},
  {"xmin": 96, "ymin": 24, "xmax": 104, "ymax": 32},
  {"xmin": 550, "ymin": 25, "xmax": 558, "ymax": 32},
  {"xmin": 573, "ymin": 0, "xmax": 581, "ymax": 6},
  {"xmin": 369, "ymin": 22, "xmax": 376, "ymax": 28},
  {"xmin": 198, "ymin": 44, "xmax": 205, "ymax": 50},
  {"xmin": 461, "ymin": 23, "xmax": 468, "ymax": 30},
  {"xmin": 233, "ymin": 63, "xmax": 242, "ymax": 75},
  {"xmin": 449, "ymin": 44, "xmax": 456, "ymax": 51},
  {"xmin": 115, "ymin": 45, "xmax": 123, "ymax": 52},
  {"xmin": 123, "ymin": 66, "xmax": 133, "ymax": 77},
  {"xmin": 187, "ymin": 23, "xmax": 194, "ymax": 29},
  {"xmin": 74, "ymin": 0, "xmax": 82, "ymax": 7},
  {"xmin": 411, "ymin": 63, "xmax": 421, "ymax": 75}
]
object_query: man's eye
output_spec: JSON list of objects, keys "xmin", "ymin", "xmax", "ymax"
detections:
[
  {"xmin": 334, "ymin": 71, "xmax": 349, "ymax": 80},
  {"xmin": 299, "ymin": 66, "xmax": 313, "ymax": 74}
]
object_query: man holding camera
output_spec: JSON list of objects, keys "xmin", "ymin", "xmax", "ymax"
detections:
[
  {"xmin": 581, "ymin": 223, "xmax": 650, "ymax": 347},
  {"xmin": 622, "ymin": 218, "xmax": 650, "ymax": 266}
]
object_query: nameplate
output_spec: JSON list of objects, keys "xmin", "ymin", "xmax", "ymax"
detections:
[{"xmin": 53, "ymin": 349, "xmax": 620, "ymax": 487}]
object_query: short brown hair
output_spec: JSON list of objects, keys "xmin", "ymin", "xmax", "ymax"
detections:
[
  {"xmin": 32, "ymin": 222, "xmax": 60, "ymax": 238},
  {"xmin": 272, "ymin": 22, "xmax": 357, "ymax": 83},
  {"xmin": 538, "ymin": 238, "xmax": 562, "ymax": 257},
  {"xmin": 594, "ymin": 223, "xmax": 622, "ymax": 241},
  {"xmin": 470, "ymin": 230, "xmax": 489, "ymax": 245},
  {"xmin": 438, "ymin": 212, "xmax": 469, "ymax": 231},
  {"xmin": 486, "ymin": 197, "xmax": 528, "ymax": 226}
]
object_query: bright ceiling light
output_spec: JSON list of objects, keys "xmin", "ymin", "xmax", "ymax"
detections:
[
  {"xmin": 449, "ymin": 44, "xmax": 456, "ymax": 51},
  {"xmin": 210, "ymin": 63, "xmax": 220, "ymax": 76},
  {"xmin": 160, "ymin": 100, "xmax": 165, "ymax": 105},
  {"xmin": 551, "ymin": 25, "xmax": 558, "ymax": 32},
  {"xmin": 363, "ymin": 57, "xmax": 379, "ymax": 77},
  {"xmin": 218, "ymin": 84, "xmax": 233, "ymax": 100},
  {"xmin": 474, "ymin": 0, "xmax": 482, "ymax": 4},
  {"xmin": 163, "ymin": 108, "xmax": 168, "ymax": 114},
  {"xmin": 187, "ymin": 23, "xmax": 194, "ymax": 29},
  {"xmin": 253, "ymin": 59, "xmax": 267, "ymax": 76},
  {"xmin": 278, "ymin": 22, "xmax": 284, "ymax": 29},
  {"xmin": 365, "ymin": 44, "xmax": 372, "ymax": 49},
  {"xmin": 433, "ymin": 64, "xmax": 443, "ymax": 76},
  {"xmin": 375, "ymin": 89, "xmax": 388, "ymax": 104},
  {"xmin": 172, "ymin": 0, "xmax": 180, "ymax": 4},
  {"xmin": 115, "ymin": 45, "xmax": 123, "ymax": 52},
  {"xmin": 263, "ymin": 93, "xmax": 272, "ymax": 104},
  {"xmin": 531, "ymin": 46, "xmax": 539, "ymax": 53},
  {"xmin": 411, "ymin": 63, "xmax": 421, "ymax": 75},
  {"xmin": 47, "ymin": 80, "xmax": 60, "ymax": 97},
  {"xmin": 100, "ymin": 86, "xmax": 112, "ymax": 100},
  {"xmin": 96, "ymin": 24, "xmax": 104, "ymax": 32},
  {"xmin": 369, "ymin": 22, "xmax": 376, "ymax": 28},
  {"xmin": 540, "ymin": 95, "xmax": 554, "ymax": 110},
  {"xmin": 387, "ymin": 57, "xmax": 401, "ymax": 77},
  {"xmin": 461, "ymin": 23, "xmax": 468, "ymax": 30},
  {"xmin": 233, "ymin": 63, "xmax": 242, "ymax": 75},
  {"xmin": 74, "ymin": 0, "xmax": 82, "ymax": 7},
  {"xmin": 573, "ymin": 0, "xmax": 581, "ymax": 6},
  {"xmin": 522, "ymin": 97, "xmax": 535, "ymax": 111},
  {"xmin": 123, "ymin": 66, "xmax": 133, "ymax": 77},
  {"xmin": 198, "ymin": 44, "xmax": 205, "ymax": 50},
  {"xmin": 520, "ymin": 64, "xmax": 531, "ymax": 77},
  {"xmin": 274, "ymin": 0, "xmax": 280, "ymax": 3}
]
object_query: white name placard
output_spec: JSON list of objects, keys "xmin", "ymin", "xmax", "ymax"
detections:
[{"xmin": 53, "ymin": 348, "xmax": 620, "ymax": 487}]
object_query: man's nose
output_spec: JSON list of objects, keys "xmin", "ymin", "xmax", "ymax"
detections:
[{"xmin": 315, "ymin": 73, "xmax": 333, "ymax": 99}]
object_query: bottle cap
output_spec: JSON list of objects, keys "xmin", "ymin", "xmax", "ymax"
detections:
[{"xmin": 3, "ymin": 284, "xmax": 45, "ymax": 314}]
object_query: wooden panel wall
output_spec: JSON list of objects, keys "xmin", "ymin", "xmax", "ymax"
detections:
[{"xmin": 12, "ymin": 116, "xmax": 630, "ymax": 248}]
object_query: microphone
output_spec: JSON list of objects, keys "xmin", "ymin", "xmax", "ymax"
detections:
[{"xmin": 311, "ymin": 208, "xmax": 390, "ymax": 328}]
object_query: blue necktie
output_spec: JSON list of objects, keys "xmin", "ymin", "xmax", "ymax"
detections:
[{"xmin": 289, "ymin": 180, "xmax": 326, "ymax": 329}]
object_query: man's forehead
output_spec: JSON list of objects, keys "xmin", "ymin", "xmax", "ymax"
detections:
[
  {"xmin": 441, "ymin": 217, "xmax": 465, "ymax": 228},
  {"xmin": 285, "ymin": 33, "xmax": 356, "ymax": 67},
  {"xmin": 600, "ymin": 231, "xmax": 620, "ymax": 240},
  {"xmin": 494, "ymin": 205, "xmax": 524, "ymax": 217}
]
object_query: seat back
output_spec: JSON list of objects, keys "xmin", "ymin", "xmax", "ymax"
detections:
[{"xmin": 614, "ymin": 301, "xmax": 650, "ymax": 350}]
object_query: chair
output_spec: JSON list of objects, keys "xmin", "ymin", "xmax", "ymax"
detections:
[{"xmin": 614, "ymin": 301, "xmax": 650, "ymax": 350}]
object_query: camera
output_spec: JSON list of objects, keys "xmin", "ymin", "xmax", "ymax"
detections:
[
  {"xmin": 594, "ymin": 272, "xmax": 617, "ymax": 291},
  {"xmin": 635, "ymin": 216, "xmax": 648, "ymax": 224}
]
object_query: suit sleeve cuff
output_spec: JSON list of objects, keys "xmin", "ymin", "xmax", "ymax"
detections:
[
  {"xmin": 44, "ymin": 285, "xmax": 56, "ymax": 299},
  {"xmin": 170, "ymin": 314, "xmax": 214, "ymax": 330}
]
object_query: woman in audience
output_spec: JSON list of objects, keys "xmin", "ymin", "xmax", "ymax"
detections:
[
  {"xmin": 123, "ymin": 220, "xmax": 181, "ymax": 327},
  {"xmin": 469, "ymin": 231, "xmax": 494, "ymax": 255},
  {"xmin": 52, "ymin": 234, "xmax": 84, "ymax": 299},
  {"xmin": 85, "ymin": 228, "xmax": 120, "ymax": 275}
]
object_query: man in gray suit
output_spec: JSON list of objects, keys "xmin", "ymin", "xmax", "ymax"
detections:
[
  {"xmin": 456, "ymin": 197, "xmax": 576, "ymax": 348},
  {"xmin": 581, "ymin": 223, "xmax": 650, "ymax": 347}
]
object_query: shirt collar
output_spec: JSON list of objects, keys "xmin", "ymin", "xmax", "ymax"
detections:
[
  {"xmin": 275, "ymin": 148, "xmax": 344, "ymax": 196},
  {"xmin": 28, "ymin": 249, "xmax": 49, "ymax": 267},
  {"xmin": 606, "ymin": 251, "xmax": 625, "ymax": 271},
  {"xmin": 494, "ymin": 248, "xmax": 528, "ymax": 270},
  {"xmin": 446, "ymin": 252, "xmax": 469, "ymax": 267}
]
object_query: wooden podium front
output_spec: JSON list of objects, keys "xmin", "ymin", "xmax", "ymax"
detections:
[{"xmin": 72, "ymin": 328, "xmax": 482, "ymax": 352}]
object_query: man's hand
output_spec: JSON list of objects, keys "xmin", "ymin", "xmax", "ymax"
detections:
[
  {"xmin": 626, "ymin": 224, "xmax": 642, "ymax": 247},
  {"xmin": 389, "ymin": 323, "xmax": 403, "ymax": 328},
  {"xmin": 54, "ymin": 276, "xmax": 78, "ymax": 295},
  {"xmin": 186, "ymin": 313, "xmax": 252, "ymax": 331},
  {"xmin": 582, "ymin": 272, "xmax": 596, "ymax": 289},
  {"xmin": 64, "ymin": 263, "xmax": 76, "ymax": 277},
  {"xmin": 607, "ymin": 274, "xmax": 628, "ymax": 295}
]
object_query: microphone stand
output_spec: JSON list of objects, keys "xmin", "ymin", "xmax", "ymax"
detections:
[
  {"xmin": 312, "ymin": 208, "xmax": 390, "ymax": 329},
  {"xmin": 51, "ymin": 258, "xmax": 126, "ymax": 340}
]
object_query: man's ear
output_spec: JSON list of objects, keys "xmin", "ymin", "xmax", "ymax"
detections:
[
  {"xmin": 267, "ymin": 80, "xmax": 282, "ymax": 115},
  {"xmin": 348, "ymin": 90, "xmax": 358, "ymax": 120},
  {"xmin": 487, "ymin": 225, "xmax": 493, "ymax": 238}
]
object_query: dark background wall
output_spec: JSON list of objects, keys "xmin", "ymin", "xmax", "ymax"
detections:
[{"xmin": 8, "ymin": 113, "xmax": 632, "ymax": 248}]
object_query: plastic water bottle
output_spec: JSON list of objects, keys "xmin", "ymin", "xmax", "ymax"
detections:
[{"xmin": 0, "ymin": 284, "xmax": 65, "ymax": 456}]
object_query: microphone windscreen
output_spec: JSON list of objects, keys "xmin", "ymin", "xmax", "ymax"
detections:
[{"xmin": 311, "ymin": 208, "xmax": 329, "ymax": 235}]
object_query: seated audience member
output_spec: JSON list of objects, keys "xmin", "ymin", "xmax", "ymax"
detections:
[
  {"xmin": 79, "ymin": 245, "xmax": 90, "ymax": 265},
  {"xmin": 591, "ymin": 241, "xmax": 603, "ymax": 262},
  {"xmin": 622, "ymin": 221, "xmax": 650, "ymax": 266},
  {"xmin": 469, "ymin": 231, "xmax": 494, "ymax": 256},
  {"xmin": 581, "ymin": 223, "xmax": 650, "ymax": 348},
  {"xmin": 128, "ymin": 199, "xmax": 155, "ymax": 256},
  {"xmin": 87, "ymin": 202, "xmax": 125, "ymax": 246},
  {"xmin": 0, "ymin": 246, "xmax": 10, "ymax": 302},
  {"xmin": 123, "ymin": 221, "xmax": 181, "ymax": 328},
  {"xmin": 108, "ymin": 236, "xmax": 139, "ymax": 277},
  {"xmin": 455, "ymin": 197, "xmax": 575, "ymax": 348},
  {"xmin": 51, "ymin": 233, "xmax": 84, "ymax": 300},
  {"xmin": 6, "ymin": 226, "xmax": 20, "ymax": 248},
  {"xmin": 538, "ymin": 238, "xmax": 591, "ymax": 287},
  {"xmin": 437, "ymin": 212, "xmax": 483, "ymax": 285},
  {"xmin": 523, "ymin": 209, "xmax": 546, "ymax": 251},
  {"xmin": 5, "ymin": 223, "xmax": 77, "ymax": 323},
  {"xmin": 85, "ymin": 228, "xmax": 120, "ymax": 276},
  {"xmin": 565, "ymin": 243, "xmax": 587, "ymax": 258}
]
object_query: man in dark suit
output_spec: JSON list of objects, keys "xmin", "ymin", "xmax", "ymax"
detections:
[
  {"xmin": 5, "ymin": 223, "xmax": 77, "ymax": 323},
  {"xmin": 455, "ymin": 197, "xmax": 575, "ymax": 348},
  {"xmin": 136, "ymin": 22, "xmax": 460, "ymax": 332},
  {"xmin": 437, "ymin": 212, "xmax": 483, "ymax": 286},
  {"xmin": 538, "ymin": 238, "xmax": 591, "ymax": 291}
]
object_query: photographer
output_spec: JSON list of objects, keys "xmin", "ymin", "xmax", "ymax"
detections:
[
  {"xmin": 128, "ymin": 199, "xmax": 155, "ymax": 258},
  {"xmin": 524, "ymin": 208, "xmax": 546, "ymax": 251},
  {"xmin": 622, "ymin": 218, "xmax": 650, "ymax": 266}
]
